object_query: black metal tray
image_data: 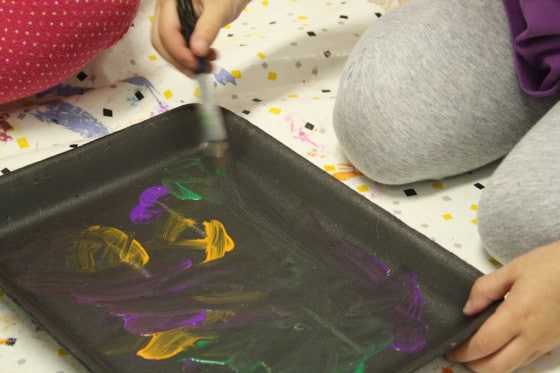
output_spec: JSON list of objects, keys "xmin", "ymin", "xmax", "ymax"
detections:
[{"xmin": 0, "ymin": 104, "xmax": 493, "ymax": 372}]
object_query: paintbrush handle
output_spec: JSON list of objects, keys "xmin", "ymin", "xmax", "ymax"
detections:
[
  {"xmin": 197, "ymin": 73, "xmax": 228, "ymax": 142},
  {"xmin": 176, "ymin": 0, "xmax": 207, "ymax": 73},
  {"xmin": 177, "ymin": 0, "xmax": 229, "ymax": 156}
]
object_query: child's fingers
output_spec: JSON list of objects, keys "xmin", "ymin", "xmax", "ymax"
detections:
[
  {"xmin": 448, "ymin": 300, "xmax": 518, "ymax": 363},
  {"xmin": 464, "ymin": 336, "xmax": 537, "ymax": 373},
  {"xmin": 191, "ymin": 3, "xmax": 229, "ymax": 57},
  {"xmin": 463, "ymin": 266, "xmax": 514, "ymax": 316},
  {"xmin": 151, "ymin": 0, "xmax": 206, "ymax": 76}
]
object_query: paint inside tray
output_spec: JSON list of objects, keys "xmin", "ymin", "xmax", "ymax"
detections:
[{"xmin": 0, "ymin": 104, "xmax": 493, "ymax": 373}]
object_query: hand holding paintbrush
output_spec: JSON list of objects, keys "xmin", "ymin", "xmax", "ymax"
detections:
[
  {"xmin": 175, "ymin": 0, "xmax": 229, "ymax": 158},
  {"xmin": 151, "ymin": 0, "xmax": 249, "ymax": 77},
  {"xmin": 151, "ymin": 0, "xmax": 251, "ymax": 156}
]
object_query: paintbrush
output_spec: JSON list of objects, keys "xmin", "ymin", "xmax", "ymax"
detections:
[{"xmin": 177, "ymin": 0, "xmax": 229, "ymax": 159}]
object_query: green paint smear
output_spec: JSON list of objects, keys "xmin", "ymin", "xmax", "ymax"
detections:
[
  {"xmin": 163, "ymin": 180, "xmax": 203, "ymax": 201},
  {"xmin": 162, "ymin": 156, "xmax": 227, "ymax": 204},
  {"xmin": 278, "ymin": 255, "xmax": 304, "ymax": 289},
  {"xmin": 186, "ymin": 357, "xmax": 228, "ymax": 366},
  {"xmin": 194, "ymin": 339, "xmax": 215, "ymax": 348},
  {"xmin": 183, "ymin": 358, "xmax": 271, "ymax": 372},
  {"xmin": 352, "ymin": 337, "xmax": 395, "ymax": 373}
]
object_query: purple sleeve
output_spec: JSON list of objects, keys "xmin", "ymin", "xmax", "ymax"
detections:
[{"xmin": 502, "ymin": 0, "xmax": 560, "ymax": 98}]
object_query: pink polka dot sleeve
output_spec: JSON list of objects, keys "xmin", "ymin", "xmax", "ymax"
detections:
[{"xmin": 0, "ymin": 0, "xmax": 141, "ymax": 104}]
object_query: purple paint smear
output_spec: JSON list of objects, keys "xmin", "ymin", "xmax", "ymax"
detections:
[
  {"xmin": 214, "ymin": 68, "xmax": 237, "ymax": 86},
  {"xmin": 308, "ymin": 220, "xmax": 427, "ymax": 353},
  {"xmin": 36, "ymin": 84, "xmax": 92, "ymax": 98},
  {"xmin": 130, "ymin": 185, "xmax": 170, "ymax": 224},
  {"xmin": 122, "ymin": 76, "xmax": 171, "ymax": 116},
  {"xmin": 30, "ymin": 100, "xmax": 110, "ymax": 138},
  {"xmin": 121, "ymin": 309, "xmax": 206, "ymax": 335}
]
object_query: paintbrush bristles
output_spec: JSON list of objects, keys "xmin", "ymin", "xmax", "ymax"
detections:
[
  {"xmin": 197, "ymin": 73, "xmax": 228, "ymax": 143},
  {"xmin": 203, "ymin": 141, "xmax": 230, "ymax": 159}
]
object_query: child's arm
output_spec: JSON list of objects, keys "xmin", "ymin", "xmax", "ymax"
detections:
[{"xmin": 151, "ymin": 0, "xmax": 250, "ymax": 77}]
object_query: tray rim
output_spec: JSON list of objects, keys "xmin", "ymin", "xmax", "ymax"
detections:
[{"xmin": 0, "ymin": 103, "xmax": 498, "ymax": 373}]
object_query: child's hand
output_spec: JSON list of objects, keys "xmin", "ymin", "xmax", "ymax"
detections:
[
  {"xmin": 151, "ymin": 0, "xmax": 249, "ymax": 77},
  {"xmin": 448, "ymin": 240, "xmax": 560, "ymax": 372}
]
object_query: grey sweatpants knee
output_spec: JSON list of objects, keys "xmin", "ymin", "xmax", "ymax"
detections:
[
  {"xmin": 333, "ymin": 0, "xmax": 553, "ymax": 185},
  {"xmin": 333, "ymin": 0, "xmax": 560, "ymax": 262},
  {"xmin": 478, "ymin": 100, "xmax": 560, "ymax": 263}
]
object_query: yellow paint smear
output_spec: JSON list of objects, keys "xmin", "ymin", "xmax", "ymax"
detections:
[
  {"xmin": 160, "ymin": 215, "xmax": 234, "ymax": 262},
  {"xmin": 160, "ymin": 214, "xmax": 198, "ymax": 243},
  {"xmin": 176, "ymin": 220, "xmax": 235, "ymax": 262},
  {"xmin": 204, "ymin": 310, "xmax": 236, "ymax": 324},
  {"xmin": 137, "ymin": 328, "xmax": 214, "ymax": 360},
  {"xmin": 0, "ymin": 338, "xmax": 16, "ymax": 346},
  {"xmin": 332, "ymin": 170, "xmax": 363, "ymax": 181},
  {"xmin": 69, "ymin": 226, "xmax": 149, "ymax": 272}
]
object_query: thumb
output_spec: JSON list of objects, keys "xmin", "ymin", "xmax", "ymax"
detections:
[{"xmin": 463, "ymin": 268, "xmax": 513, "ymax": 315}]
